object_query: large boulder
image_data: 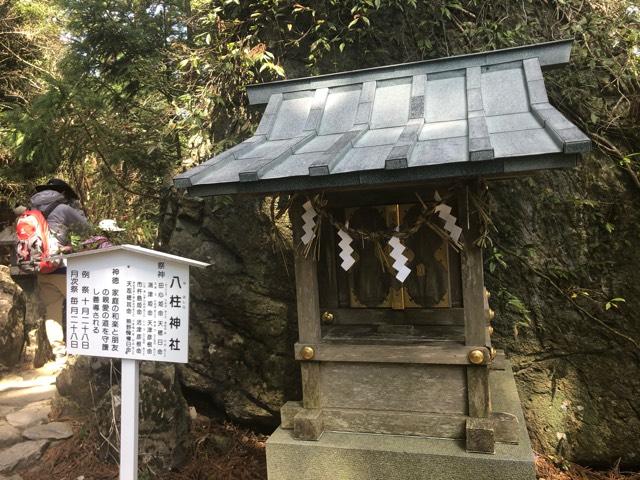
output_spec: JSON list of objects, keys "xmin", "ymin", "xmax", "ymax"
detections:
[
  {"xmin": 11, "ymin": 276, "xmax": 44, "ymax": 334},
  {"xmin": 32, "ymin": 318, "xmax": 54, "ymax": 368},
  {"xmin": 0, "ymin": 265, "xmax": 26, "ymax": 367},
  {"xmin": 56, "ymin": 357, "xmax": 191, "ymax": 470},
  {"xmin": 96, "ymin": 362, "xmax": 190, "ymax": 471},
  {"xmin": 488, "ymin": 153, "xmax": 640, "ymax": 465},
  {"xmin": 56, "ymin": 356, "xmax": 112, "ymax": 409},
  {"xmin": 157, "ymin": 193, "xmax": 298, "ymax": 429}
]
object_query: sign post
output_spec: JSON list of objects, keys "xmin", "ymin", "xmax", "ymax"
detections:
[
  {"xmin": 120, "ymin": 358, "xmax": 139, "ymax": 480},
  {"xmin": 65, "ymin": 245, "xmax": 208, "ymax": 480}
]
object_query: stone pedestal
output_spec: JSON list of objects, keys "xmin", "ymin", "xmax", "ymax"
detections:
[{"xmin": 266, "ymin": 363, "xmax": 535, "ymax": 480}]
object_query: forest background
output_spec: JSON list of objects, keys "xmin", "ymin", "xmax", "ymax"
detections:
[{"xmin": 1, "ymin": 0, "xmax": 639, "ymax": 473}]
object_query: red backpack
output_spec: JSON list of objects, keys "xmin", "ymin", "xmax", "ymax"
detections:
[{"xmin": 16, "ymin": 206, "xmax": 63, "ymax": 273}]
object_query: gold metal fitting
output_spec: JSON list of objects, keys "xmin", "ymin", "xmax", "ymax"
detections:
[
  {"xmin": 321, "ymin": 311, "xmax": 334, "ymax": 324},
  {"xmin": 487, "ymin": 308, "xmax": 495, "ymax": 321},
  {"xmin": 468, "ymin": 349, "xmax": 485, "ymax": 365},
  {"xmin": 490, "ymin": 347, "xmax": 497, "ymax": 360},
  {"xmin": 484, "ymin": 288, "xmax": 491, "ymax": 299},
  {"xmin": 488, "ymin": 325, "xmax": 494, "ymax": 335},
  {"xmin": 300, "ymin": 346, "xmax": 315, "ymax": 360}
]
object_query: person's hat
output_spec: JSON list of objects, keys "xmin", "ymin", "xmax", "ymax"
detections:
[
  {"xmin": 98, "ymin": 219, "xmax": 126, "ymax": 232},
  {"xmin": 35, "ymin": 178, "xmax": 79, "ymax": 200}
]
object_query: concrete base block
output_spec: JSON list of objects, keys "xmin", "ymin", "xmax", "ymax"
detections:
[
  {"xmin": 466, "ymin": 417, "xmax": 495, "ymax": 454},
  {"xmin": 266, "ymin": 363, "xmax": 535, "ymax": 480}
]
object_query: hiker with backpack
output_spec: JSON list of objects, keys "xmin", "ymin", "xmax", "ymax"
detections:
[
  {"xmin": 29, "ymin": 178, "xmax": 88, "ymax": 248},
  {"xmin": 16, "ymin": 178, "xmax": 89, "ymax": 273},
  {"xmin": 15, "ymin": 178, "xmax": 90, "ymax": 342}
]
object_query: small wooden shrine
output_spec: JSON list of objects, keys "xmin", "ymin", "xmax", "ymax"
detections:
[{"xmin": 175, "ymin": 39, "xmax": 590, "ymax": 457}]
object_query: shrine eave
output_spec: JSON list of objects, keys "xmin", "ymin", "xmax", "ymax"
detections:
[{"xmin": 174, "ymin": 39, "xmax": 590, "ymax": 196}]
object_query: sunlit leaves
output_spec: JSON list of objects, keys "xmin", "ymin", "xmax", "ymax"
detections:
[{"xmin": 605, "ymin": 297, "xmax": 625, "ymax": 311}]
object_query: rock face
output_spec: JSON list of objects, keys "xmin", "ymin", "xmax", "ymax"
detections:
[
  {"xmin": 32, "ymin": 318, "xmax": 54, "ymax": 369},
  {"xmin": 55, "ymin": 356, "xmax": 111, "ymax": 409},
  {"xmin": 157, "ymin": 194, "xmax": 298, "ymax": 429},
  {"xmin": 55, "ymin": 357, "xmax": 191, "ymax": 469},
  {"xmin": 487, "ymin": 156, "xmax": 640, "ymax": 466},
  {"xmin": 0, "ymin": 266, "xmax": 26, "ymax": 368},
  {"xmin": 11, "ymin": 276, "xmax": 44, "ymax": 334},
  {"xmin": 91, "ymin": 362, "xmax": 190, "ymax": 471},
  {"xmin": 0, "ymin": 474, "xmax": 23, "ymax": 480}
]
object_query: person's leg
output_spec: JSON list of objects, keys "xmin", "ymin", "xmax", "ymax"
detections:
[{"xmin": 37, "ymin": 271, "xmax": 66, "ymax": 326}]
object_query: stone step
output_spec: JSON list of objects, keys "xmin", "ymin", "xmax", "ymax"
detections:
[
  {"xmin": 22, "ymin": 422, "xmax": 73, "ymax": 441},
  {"xmin": 5, "ymin": 401, "xmax": 51, "ymax": 429},
  {"xmin": 0, "ymin": 407, "xmax": 15, "ymax": 421},
  {"xmin": 0, "ymin": 375, "xmax": 57, "ymax": 394},
  {"xmin": 0, "ymin": 424, "xmax": 21, "ymax": 449},
  {"xmin": 0, "ymin": 384, "xmax": 56, "ymax": 408},
  {"xmin": 0, "ymin": 378, "xmax": 22, "ymax": 393},
  {"xmin": 0, "ymin": 440, "xmax": 48, "ymax": 473}
]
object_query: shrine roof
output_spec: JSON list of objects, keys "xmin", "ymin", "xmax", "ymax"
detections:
[{"xmin": 174, "ymin": 39, "xmax": 590, "ymax": 196}]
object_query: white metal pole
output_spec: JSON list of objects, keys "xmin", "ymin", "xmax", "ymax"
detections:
[{"xmin": 120, "ymin": 358, "xmax": 139, "ymax": 480}]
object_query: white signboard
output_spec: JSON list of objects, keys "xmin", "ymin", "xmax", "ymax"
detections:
[
  {"xmin": 65, "ymin": 245, "xmax": 207, "ymax": 480},
  {"xmin": 65, "ymin": 246, "xmax": 203, "ymax": 363}
]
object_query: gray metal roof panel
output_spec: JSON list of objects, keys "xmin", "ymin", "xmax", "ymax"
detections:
[
  {"xmin": 419, "ymin": 120, "xmax": 467, "ymax": 141},
  {"xmin": 481, "ymin": 68, "xmax": 529, "ymax": 116},
  {"xmin": 425, "ymin": 75, "xmax": 467, "ymax": 123},
  {"xmin": 356, "ymin": 127, "xmax": 404, "ymax": 148},
  {"xmin": 486, "ymin": 113, "xmax": 542, "ymax": 133},
  {"xmin": 410, "ymin": 137, "xmax": 469, "ymax": 166},
  {"xmin": 247, "ymin": 39, "xmax": 574, "ymax": 104},
  {"xmin": 333, "ymin": 145, "xmax": 393, "ymax": 173},
  {"xmin": 262, "ymin": 151, "xmax": 327, "ymax": 179},
  {"xmin": 175, "ymin": 40, "xmax": 589, "ymax": 194},
  {"xmin": 370, "ymin": 79, "xmax": 411, "ymax": 129},
  {"xmin": 318, "ymin": 86, "xmax": 360, "ymax": 134},
  {"xmin": 268, "ymin": 93, "xmax": 313, "ymax": 140},
  {"xmin": 297, "ymin": 134, "xmax": 342, "ymax": 154},
  {"xmin": 491, "ymin": 129, "xmax": 562, "ymax": 157}
]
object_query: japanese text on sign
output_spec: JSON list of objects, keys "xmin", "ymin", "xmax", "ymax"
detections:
[{"xmin": 66, "ymin": 252, "xmax": 190, "ymax": 363}]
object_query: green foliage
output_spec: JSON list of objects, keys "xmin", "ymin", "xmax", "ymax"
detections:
[
  {"xmin": 0, "ymin": 0, "xmax": 61, "ymax": 186},
  {"xmin": 499, "ymin": 289, "xmax": 532, "ymax": 337},
  {"xmin": 488, "ymin": 247, "xmax": 507, "ymax": 274},
  {"xmin": 0, "ymin": 0, "xmax": 638, "ymax": 243}
]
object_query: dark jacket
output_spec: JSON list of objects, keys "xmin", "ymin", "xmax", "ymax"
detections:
[{"xmin": 30, "ymin": 190, "xmax": 89, "ymax": 244}]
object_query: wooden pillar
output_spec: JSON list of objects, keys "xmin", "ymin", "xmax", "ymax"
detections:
[
  {"xmin": 458, "ymin": 183, "xmax": 494, "ymax": 453},
  {"xmin": 289, "ymin": 198, "xmax": 323, "ymax": 440}
]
